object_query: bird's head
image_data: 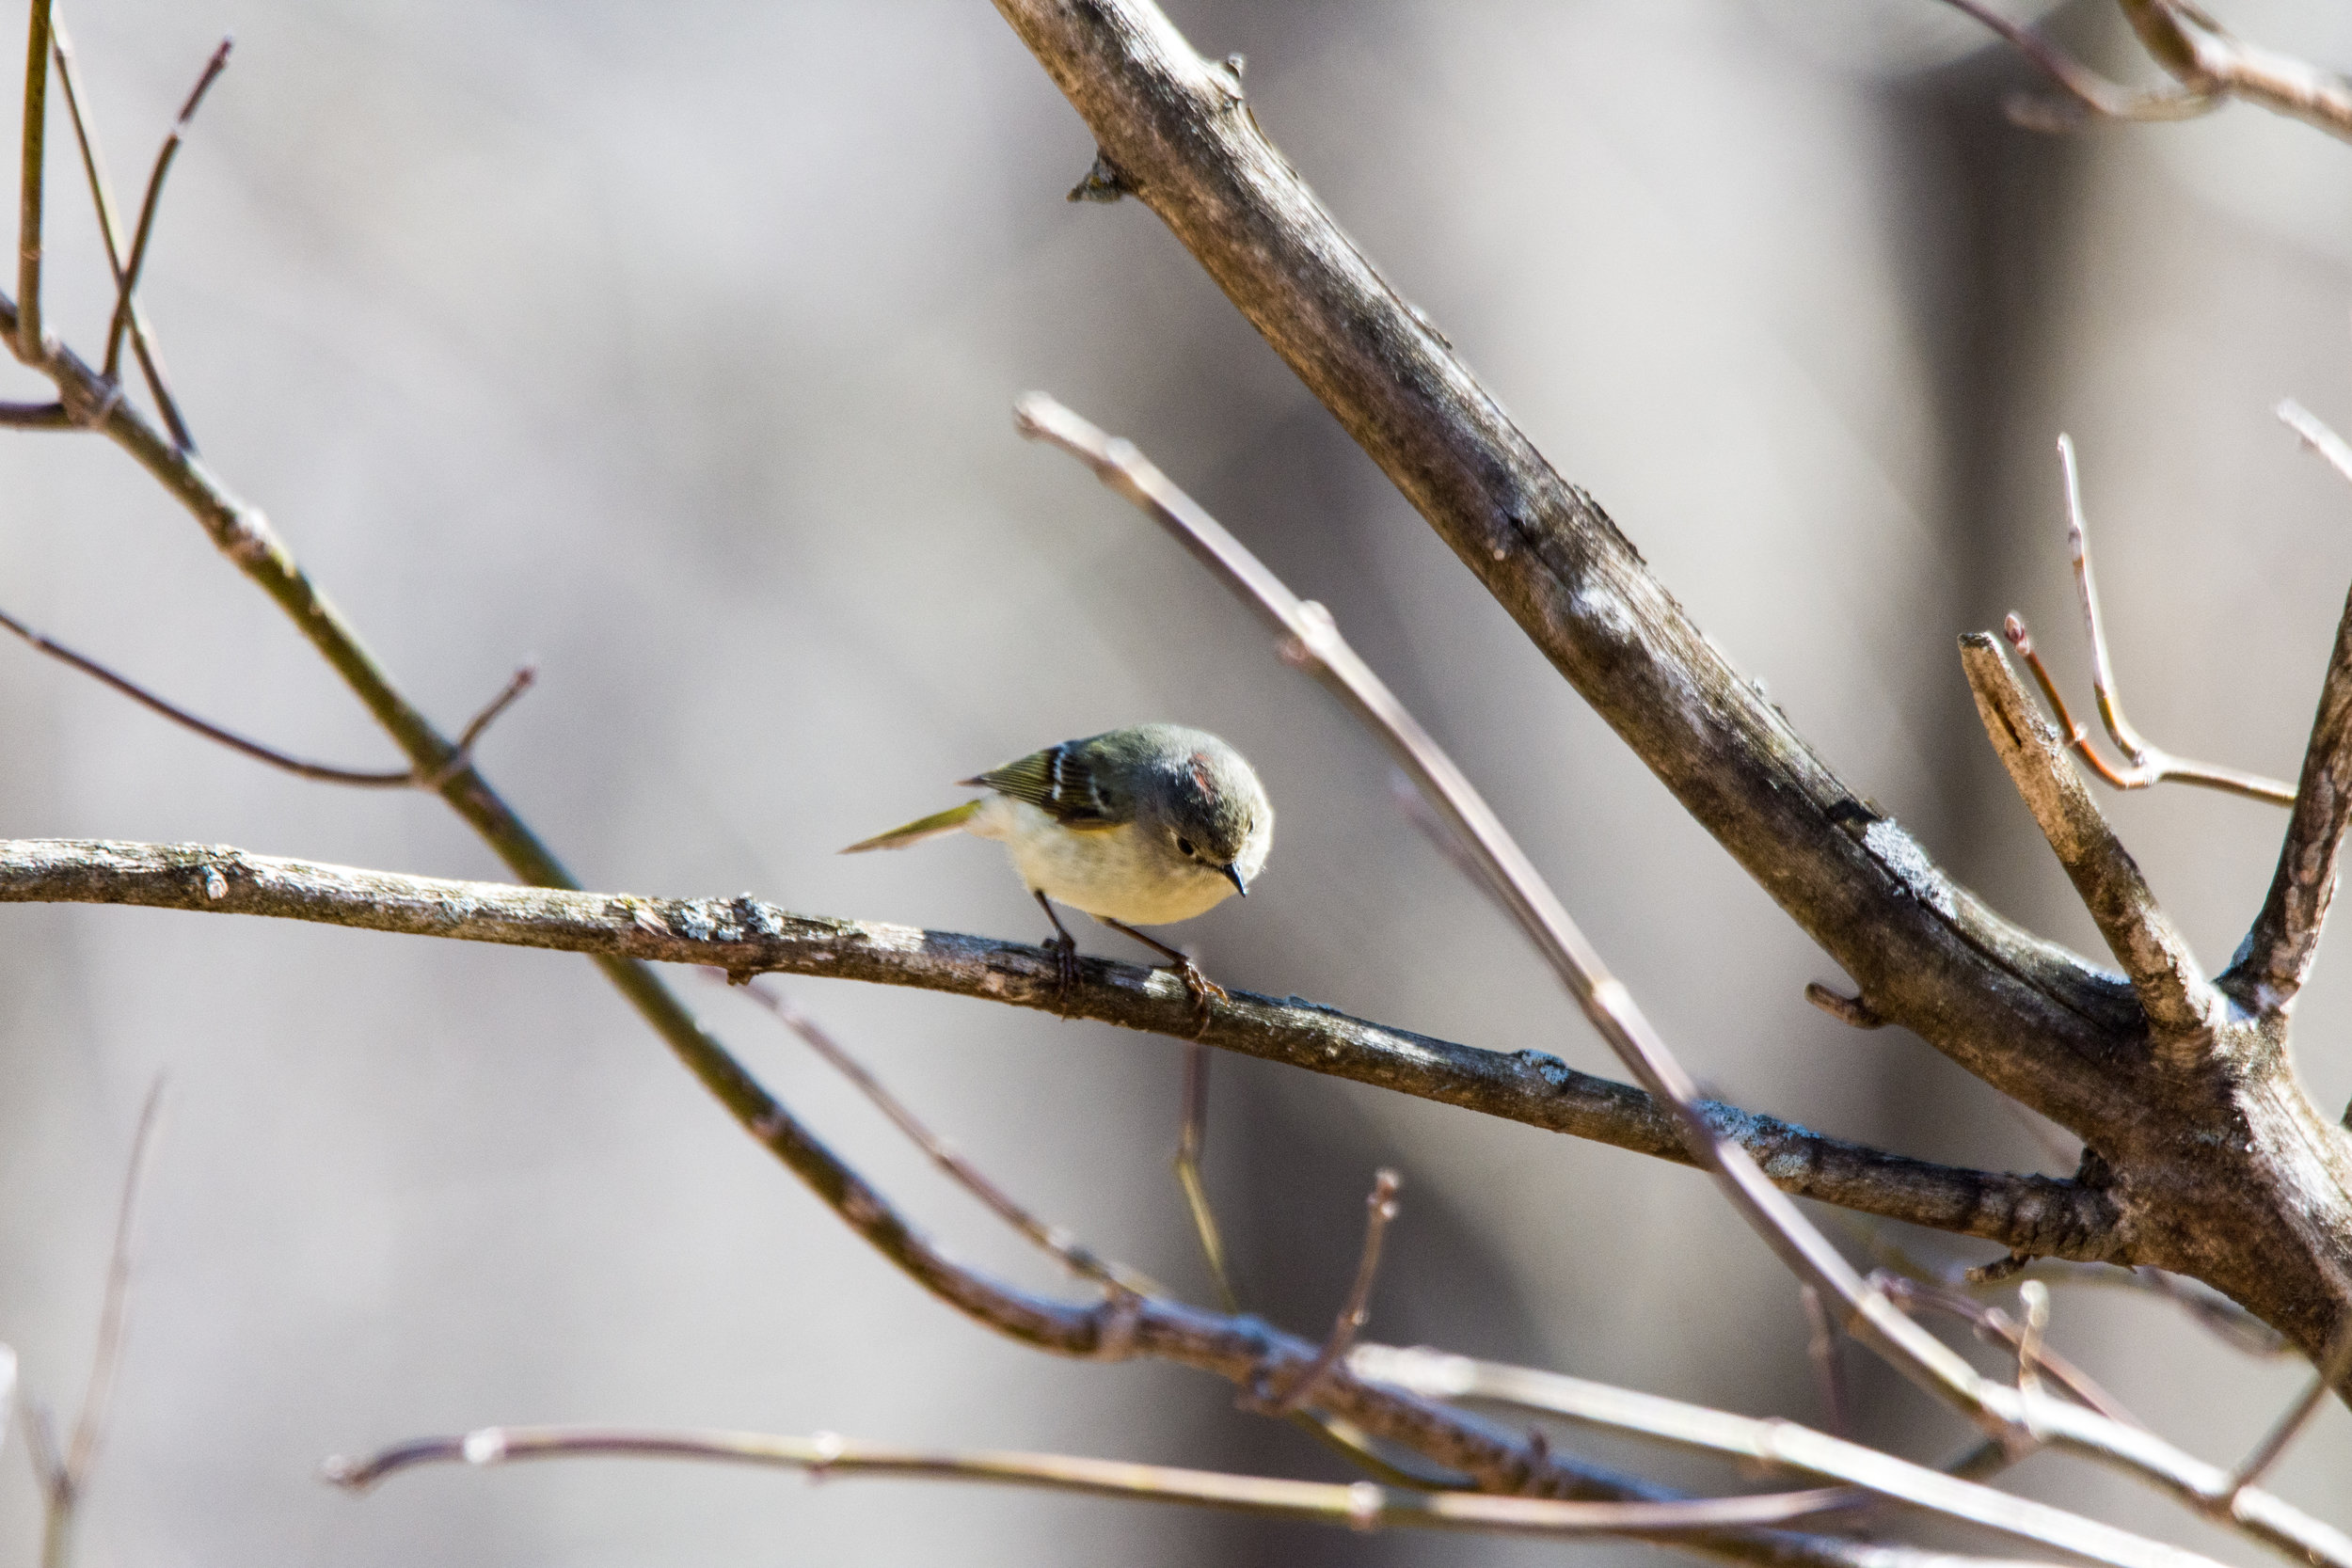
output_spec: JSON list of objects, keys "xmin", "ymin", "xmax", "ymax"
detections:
[{"xmin": 1145, "ymin": 738, "xmax": 1274, "ymax": 896}]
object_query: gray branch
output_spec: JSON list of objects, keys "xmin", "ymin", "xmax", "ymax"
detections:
[{"xmin": 0, "ymin": 837, "xmax": 2122, "ymax": 1262}]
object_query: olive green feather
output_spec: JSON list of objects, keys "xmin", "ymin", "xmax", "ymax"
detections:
[
  {"xmin": 838, "ymin": 798, "xmax": 983, "ymax": 854},
  {"xmin": 962, "ymin": 738, "xmax": 1127, "ymax": 827}
]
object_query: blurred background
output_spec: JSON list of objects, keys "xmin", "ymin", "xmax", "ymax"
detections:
[{"xmin": 1, "ymin": 0, "xmax": 2348, "ymax": 1561}]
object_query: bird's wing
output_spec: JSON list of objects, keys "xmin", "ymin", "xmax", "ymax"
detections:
[{"xmin": 963, "ymin": 738, "xmax": 1129, "ymax": 828}]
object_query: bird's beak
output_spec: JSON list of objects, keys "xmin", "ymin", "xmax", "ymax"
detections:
[{"xmin": 1221, "ymin": 863, "xmax": 1248, "ymax": 897}]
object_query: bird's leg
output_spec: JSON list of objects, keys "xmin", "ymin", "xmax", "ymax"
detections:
[
  {"xmin": 1032, "ymin": 890, "xmax": 1081, "ymax": 1016},
  {"xmin": 1099, "ymin": 917, "xmax": 1227, "ymax": 1031}
]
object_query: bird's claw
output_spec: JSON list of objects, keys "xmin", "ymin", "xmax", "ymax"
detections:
[
  {"xmin": 1047, "ymin": 932, "xmax": 1080, "ymax": 1017},
  {"xmin": 1166, "ymin": 958, "xmax": 1227, "ymax": 1035}
]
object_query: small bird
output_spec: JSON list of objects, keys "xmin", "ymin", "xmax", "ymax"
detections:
[{"xmin": 842, "ymin": 723, "xmax": 1272, "ymax": 1016}]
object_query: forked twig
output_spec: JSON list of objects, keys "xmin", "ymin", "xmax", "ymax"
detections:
[
  {"xmin": 1172, "ymin": 1041, "xmax": 1239, "ymax": 1313},
  {"xmin": 321, "ymin": 1423, "xmax": 1873, "ymax": 1538},
  {"xmin": 2002, "ymin": 437, "xmax": 2294, "ymax": 806},
  {"xmin": 102, "ymin": 37, "xmax": 231, "ymax": 383},
  {"xmin": 1267, "ymin": 1170, "xmax": 1400, "ymax": 1414},
  {"xmin": 1934, "ymin": 0, "xmax": 2214, "ymax": 127},
  {"xmin": 0, "ymin": 605, "xmax": 532, "ymax": 788},
  {"xmin": 723, "ymin": 974, "xmax": 1160, "ymax": 1298},
  {"xmin": 1871, "ymin": 1271, "xmax": 2134, "ymax": 1425},
  {"xmin": 51, "ymin": 20, "xmax": 191, "ymax": 449}
]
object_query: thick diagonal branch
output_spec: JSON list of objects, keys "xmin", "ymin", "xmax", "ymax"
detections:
[
  {"xmin": 0, "ymin": 836, "xmax": 2125, "ymax": 1263},
  {"xmin": 2230, "ymin": 578, "xmax": 2352, "ymax": 1016},
  {"xmin": 990, "ymin": 0, "xmax": 2144, "ymax": 1139},
  {"xmin": 1960, "ymin": 633, "xmax": 2217, "ymax": 1053}
]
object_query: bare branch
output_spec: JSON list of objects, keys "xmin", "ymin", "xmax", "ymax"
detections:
[
  {"xmin": 1934, "ymin": 0, "xmax": 2214, "ymax": 125},
  {"xmin": 2117, "ymin": 0, "xmax": 2352, "ymax": 144},
  {"xmin": 1872, "ymin": 1273, "xmax": 2137, "ymax": 1426},
  {"xmin": 1798, "ymin": 1287, "xmax": 1850, "ymax": 1441},
  {"xmin": 1804, "ymin": 983, "xmax": 1883, "ymax": 1030},
  {"xmin": 0, "ymin": 606, "xmax": 532, "ymax": 789},
  {"xmin": 723, "ymin": 974, "xmax": 1159, "ymax": 1297},
  {"xmin": 1266, "ymin": 1171, "xmax": 1399, "ymax": 1414},
  {"xmin": 1959, "ymin": 631, "xmax": 2218, "ymax": 1051},
  {"xmin": 16, "ymin": 0, "xmax": 51, "ymax": 360},
  {"xmin": 51, "ymin": 20, "xmax": 192, "ymax": 450},
  {"xmin": 1352, "ymin": 1344, "xmax": 2256, "ymax": 1568},
  {"xmin": 320, "ymin": 1424, "xmax": 1890, "ymax": 1543},
  {"xmin": 2280, "ymin": 398, "xmax": 2352, "ymax": 491},
  {"xmin": 2228, "ymin": 571, "xmax": 2352, "ymax": 1015},
  {"xmin": 0, "ymin": 397, "xmax": 69, "ymax": 426},
  {"xmin": 1172, "ymin": 1042, "xmax": 1239, "ymax": 1313},
  {"xmin": 0, "ymin": 835, "xmax": 2123, "ymax": 1264},
  {"xmin": 102, "ymin": 37, "xmax": 230, "ymax": 383}
]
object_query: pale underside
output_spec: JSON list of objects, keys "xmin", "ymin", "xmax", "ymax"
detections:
[{"xmin": 970, "ymin": 795, "xmax": 1240, "ymax": 926}]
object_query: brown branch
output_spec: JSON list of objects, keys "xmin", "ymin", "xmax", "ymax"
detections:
[
  {"xmin": 51, "ymin": 20, "xmax": 192, "ymax": 450},
  {"xmin": 1798, "ymin": 1287, "xmax": 1850, "ymax": 1441},
  {"xmin": 0, "ymin": 397, "xmax": 69, "ymax": 425},
  {"xmin": 0, "ymin": 605, "xmax": 531, "ymax": 787},
  {"xmin": 102, "ymin": 38, "xmax": 230, "ymax": 383},
  {"xmin": 2227, "ymin": 1313, "xmax": 2352, "ymax": 1496},
  {"xmin": 320, "ymin": 1424, "xmax": 1888, "ymax": 1543},
  {"xmin": 2117, "ymin": 0, "xmax": 2352, "ymax": 143},
  {"xmin": 0, "ymin": 835, "xmax": 2123, "ymax": 1264},
  {"xmin": 1959, "ymin": 632, "xmax": 2218, "ymax": 1053},
  {"xmin": 1872, "ymin": 1273, "xmax": 2137, "ymax": 1426}
]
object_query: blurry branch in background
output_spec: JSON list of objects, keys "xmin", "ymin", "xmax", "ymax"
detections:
[
  {"xmin": 717, "ymin": 972, "xmax": 1162, "ymax": 1298},
  {"xmin": 2000, "ymin": 437, "xmax": 2295, "ymax": 805},
  {"xmin": 100, "ymin": 36, "xmax": 230, "ymax": 389},
  {"xmin": 1939, "ymin": 0, "xmax": 2352, "ymax": 140},
  {"xmin": 1262, "ymin": 1170, "xmax": 1400, "ymax": 1415},
  {"xmin": 1870, "ymin": 1273, "xmax": 2136, "ymax": 1427},
  {"xmin": 0, "ymin": 835, "xmax": 2123, "ymax": 1263},
  {"xmin": 17, "ymin": 0, "xmax": 51, "ymax": 358},
  {"xmin": 2227, "ymin": 1320, "xmax": 2352, "ymax": 1496},
  {"xmin": 321, "ymin": 1425, "xmax": 1886, "ymax": 1542},
  {"xmin": 0, "ymin": 606, "xmax": 535, "ymax": 788},
  {"xmin": 1171, "ymin": 1042, "xmax": 1239, "ymax": 1313},
  {"xmin": 17, "ymin": 1077, "xmax": 165, "ymax": 1568}
]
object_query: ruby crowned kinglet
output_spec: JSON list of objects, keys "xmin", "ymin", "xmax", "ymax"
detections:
[{"xmin": 842, "ymin": 723, "xmax": 1273, "ymax": 1011}]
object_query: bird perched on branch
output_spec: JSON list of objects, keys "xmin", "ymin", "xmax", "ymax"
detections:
[{"xmin": 843, "ymin": 723, "xmax": 1272, "ymax": 1018}]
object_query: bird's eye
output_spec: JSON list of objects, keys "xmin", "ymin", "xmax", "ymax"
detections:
[{"xmin": 1176, "ymin": 837, "xmax": 1196, "ymax": 857}]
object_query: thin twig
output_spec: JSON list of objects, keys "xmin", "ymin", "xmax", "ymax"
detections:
[
  {"xmin": 2226, "ymin": 1313, "xmax": 2352, "ymax": 1495},
  {"xmin": 42, "ymin": 1075, "xmax": 166, "ymax": 1568},
  {"xmin": 2013, "ymin": 1281, "xmax": 2049, "ymax": 1402},
  {"xmin": 1799, "ymin": 1287, "xmax": 1850, "ymax": 1442},
  {"xmin": 0, "ymin": 605, "xmax": 531, "ymax": 787},
  {"xmin": 1268, "ymin": 1170, "xmax": 1399, "ymax": 1414},
  {"xmin": 1934, "ymin": 0, "xmax": 2214, "ymax": 125},
  {"xmin": 320, "ymin": 1423, "xmax": 1879, "ymax": 1541},
  {"xmin": 723, "ymin": 974, "xmax": 1159, "ymax": 1298},
  {"xmin": 2279, "ymin": 398, "xmax": 2352, "ymax": 490},
  {"xmin": 1803, "ymin": 983, "xmax": 1883, "ymax": 1031},
  {"xmin": 2115, "ymin": 0, "xmax": 2352, "ymax": 145},
  {"xmin": 17, "ymin": 0, "xmax": 52, "ymax": 360},
  {"xmin": 0, "ymin": 397, "xmax": 69, "ymax": 425},
  {"xmin": 50, "ymin": 20, "xmax": 191, "ymax": 449},
  {"xmin": 102, "ymin": 37, "xmax": 230, "ymax": 383},
  {"xmin": 1999, "ymin": 438, "xmax": 2294, "ymax": 805},
  {"xmin": 1172, "ymin": 1041, "xmax": 1239, "ymax": 1313}
]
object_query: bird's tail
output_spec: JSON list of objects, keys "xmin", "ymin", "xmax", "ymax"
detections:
[{"xmin": 839, "ymin": 799, "xmax": 982, "ymax": 853}]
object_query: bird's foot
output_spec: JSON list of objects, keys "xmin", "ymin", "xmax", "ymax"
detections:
[
  {"xmin": 1046, "ymin": 931, "xmax": 1081, "ymax": 1017},
  {"xmin": 1161, "ymin": 957, "xmax": 1228, "ymax": 1035}
]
